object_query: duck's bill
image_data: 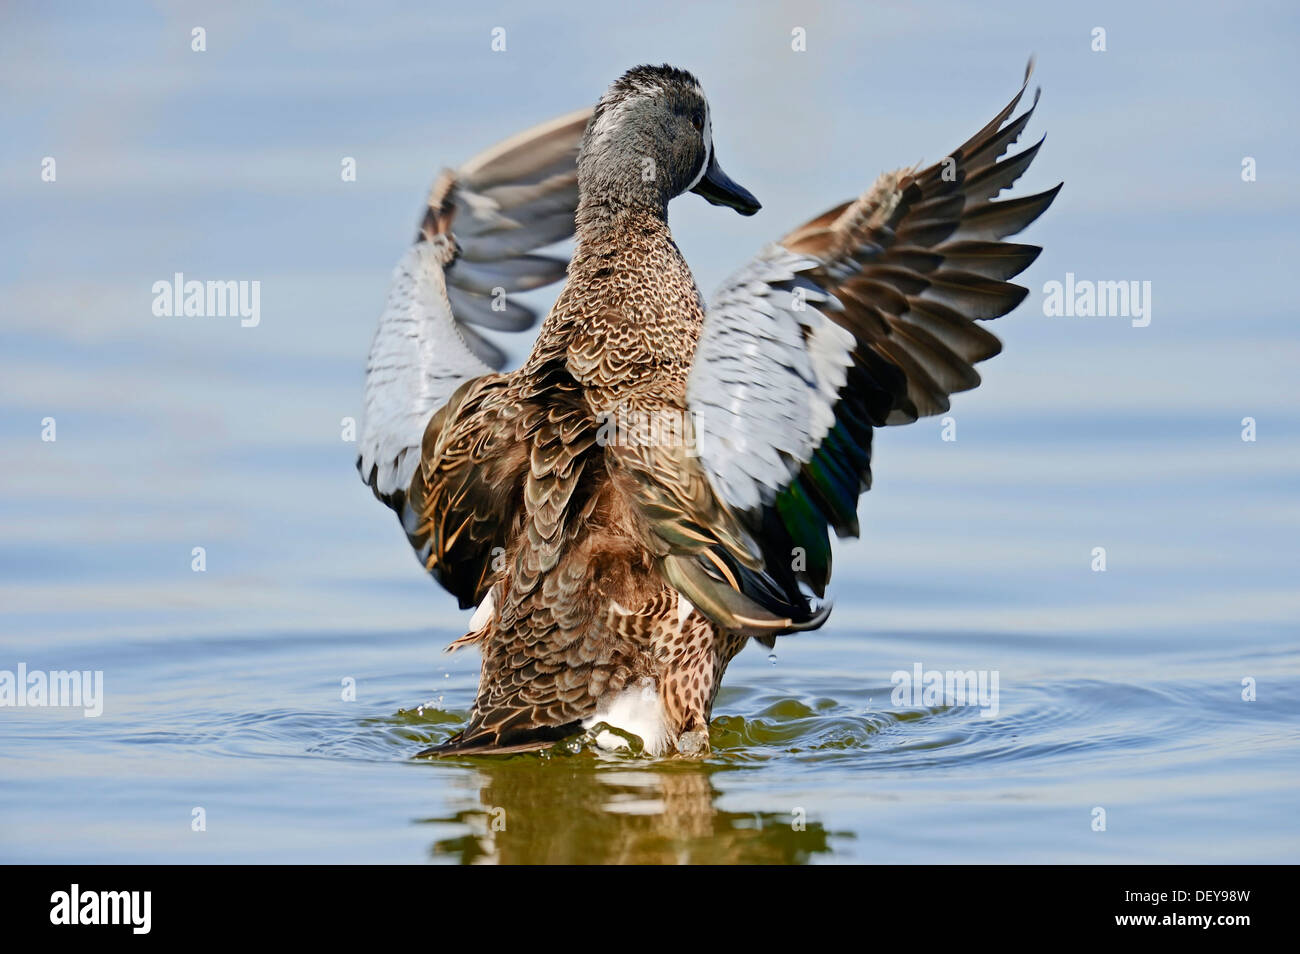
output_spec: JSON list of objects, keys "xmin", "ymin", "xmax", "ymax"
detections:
[{"xmin": 691, "ymin": 153, "xmax": 761, "ymax": 215}]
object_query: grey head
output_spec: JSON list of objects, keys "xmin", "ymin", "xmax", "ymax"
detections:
[{"xmin": 577, "ymin": 64, "xmax": 760, "ymax": 218}]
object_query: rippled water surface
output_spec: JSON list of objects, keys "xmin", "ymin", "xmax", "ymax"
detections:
[
  {"xmin": 4, "ymin": 607, "xmax": 1297, "ymax": 862},
  {"xmin": 2, "ymin": 3, "xmax": 1299, "ymax": 863}
]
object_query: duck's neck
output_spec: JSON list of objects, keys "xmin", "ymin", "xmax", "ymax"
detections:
[
  {"xmin": 573, "ymin": 194, "xmax": 671, "ymax": 255},
  {"xmin": 525, "ymin": 192, "xmax": 701, "ymax": 394}
]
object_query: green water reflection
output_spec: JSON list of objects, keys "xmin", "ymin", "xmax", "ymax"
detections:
[{"xmin": 419, "ymin": 758, "xmax": 838, "ymax": 864}]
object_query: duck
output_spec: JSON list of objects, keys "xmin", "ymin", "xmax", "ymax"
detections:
[{"xmin": 358, "ymin": 62, "xmax": 1059, "ymax": 756}]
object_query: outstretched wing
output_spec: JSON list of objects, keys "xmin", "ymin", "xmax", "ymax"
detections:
[
  {"xmin": 357, "ymin": 108, "xmax": 592, "ymax": 506},
  {"xmin": 685, "ymin": 63, "xmax": 1060, "ymax": 624}
]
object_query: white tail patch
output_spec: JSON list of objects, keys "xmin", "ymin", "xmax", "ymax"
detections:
[
  {"xmin": 676, "ymin": 593, "xmax": 695, "ymax": 628},
  {"xmin": 468, "ymin": 590, "xmax": 495, "ymax": 632},
  {"xmin": 583, "ymin": 679, "xmax": 670, "ymax": 756}
]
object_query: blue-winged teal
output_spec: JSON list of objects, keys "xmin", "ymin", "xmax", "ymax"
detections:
[{"xmin": 359, "ymin": 63, "xmax": 1058, "ymax": 756}]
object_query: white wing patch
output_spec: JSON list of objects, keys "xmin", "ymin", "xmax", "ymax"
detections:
[
  {"xmin": 358, "ymin": 240, "xmax": 490, "ymax": 499},
  {"xmin": 358, "ymin": 109, "xmax": 590, "ymax": 505},
  {"xmin": 687, "ymin": 245, "xmax": 855, "ymax": 514}
]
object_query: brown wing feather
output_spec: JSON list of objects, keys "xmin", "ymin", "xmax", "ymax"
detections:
[
  {"xmin": 779, "ymin": 62, "xmax": 1054, "ymax": 425},
  {"xmin": 404, "ymin": 376, "xmax": 528, "ymax": 609},
  {"xmin": 783, "ymin": 62, "xmax": 1058, "ymax": 436}
]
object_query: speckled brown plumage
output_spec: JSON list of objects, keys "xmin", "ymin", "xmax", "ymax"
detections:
[{"xmin": 417, "ymin": 198, "xmax": 745, "ymax": 755}]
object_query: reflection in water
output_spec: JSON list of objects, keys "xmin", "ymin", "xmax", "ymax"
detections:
[{"xmin": 418, "ymin": 758, "xmax": 837, "ymax": 864}]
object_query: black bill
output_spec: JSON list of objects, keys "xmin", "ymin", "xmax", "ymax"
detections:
[{"xmin": 691, "ymin": 152, "xmax": 761, "ymax": 215}]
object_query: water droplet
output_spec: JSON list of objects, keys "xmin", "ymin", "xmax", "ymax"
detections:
[
  {"xmin": 443, "ymin": 672, "xmax": 450, "ymax": 679},
  {"xmin": 768, "ymin": 653, "xmax": 777, "ymax": 665}
]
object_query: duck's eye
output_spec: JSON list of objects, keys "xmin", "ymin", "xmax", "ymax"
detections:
[{"xmin": 691, "ymin": 111, "xmax": 704, "ymax": 132}]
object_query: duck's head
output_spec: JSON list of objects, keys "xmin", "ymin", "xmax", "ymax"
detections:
[{"xmin": 578, "ymin": 64, "xmax": 760, "ymax": 217}]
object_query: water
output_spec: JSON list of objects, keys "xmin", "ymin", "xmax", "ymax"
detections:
[
  {"xmin": 2, "ymin": 2, "xmax": 1299, "ymax": 863},
  {"xmin": 4, "ymin": 617, "xmax": 1296, "ymax": 863}
]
